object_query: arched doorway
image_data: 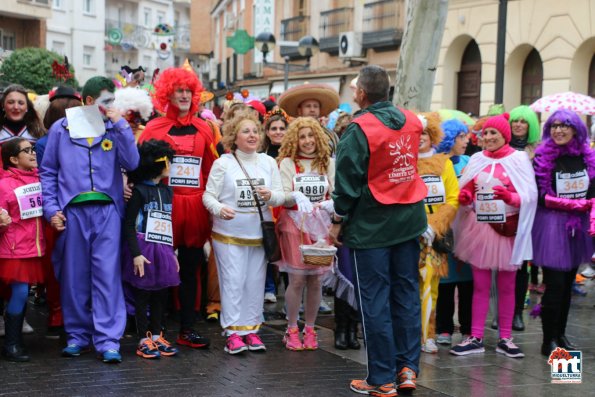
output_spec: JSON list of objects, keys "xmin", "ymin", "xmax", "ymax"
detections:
[
  {"xmin": 456, "ymin": 40, "xmax": 481, "ymax": 116},
  {"xmin": 521, "ymin": 48, "xmax": 543, "ymax": 105}
]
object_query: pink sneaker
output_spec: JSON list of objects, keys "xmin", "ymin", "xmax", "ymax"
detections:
[
  {"xmin": 283, "ymin": 326, "xmax": 303, "ymax": 351},
  {"xmin": 303, "ymin": 326, "xmax": 319, "ymax": 350},
  {"xmin": 224, "ymin": 333, "xmax": 248, "ymax": 355},
  {"xmin": 244, "ymin": 333, "xmax": 266, "ymax": 351}
]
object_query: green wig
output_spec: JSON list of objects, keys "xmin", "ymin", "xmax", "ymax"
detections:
[
  {"xmin": 509, "ymin": 105, "xmax": 540, "ymax": 144},
  {"xmin": 82, "ymin": 76, "xmax": 115, "ymax": 101}
]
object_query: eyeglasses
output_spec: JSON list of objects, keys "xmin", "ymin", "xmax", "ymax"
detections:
[
  {"xmin": 550, "ymin": 123, "xmax": 572, "ymax": 132},
  {"xmin": 18, "ymin": 146, "xmax": 36, "ymax": 155}
]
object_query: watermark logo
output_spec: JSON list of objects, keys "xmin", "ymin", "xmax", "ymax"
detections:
[{"xmin": 548, "ymin": 347, "xmax": 582, "ymax": 384}]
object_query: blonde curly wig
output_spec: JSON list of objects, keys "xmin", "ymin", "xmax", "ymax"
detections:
[
  {"xmin": 221, "ymin": 108, "xmax": 263, "ymax": 152},
  {"xmin": 278, "ymin": 117, "xmax": 330, "ymax": 174}
]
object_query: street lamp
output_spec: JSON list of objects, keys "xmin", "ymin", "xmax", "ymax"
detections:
[{"xmin": 255, "ymin": 32, "xmax": 320, "ymax": 90}]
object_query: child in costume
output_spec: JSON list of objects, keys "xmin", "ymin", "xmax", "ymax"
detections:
[
  {"xmin": 276, "ymin": 117, "xmax": 336, "ymax": 351},
  {"xmin": 0, "ymin": 138, "xmax": 45, "ymax": 361},
  {"xmin": 123, "ymin": 139, "xmax": 180, "ymax": 359}
]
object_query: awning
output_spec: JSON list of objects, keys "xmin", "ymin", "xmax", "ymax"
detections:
[{"xmin": 270, "ymin": 77, "xmax": 342, "ymax": 96}]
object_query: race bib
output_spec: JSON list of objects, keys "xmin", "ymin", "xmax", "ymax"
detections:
[
  {"xmin": 475, "ymin": 192, "xmax": 506, "ymax": 223},
  {"xmin": 294, "ymin": 174, "xmax": 328, "ymax": 203},
  {"xmin": 14, "ymin": 183, "xmax": 43, "ymax": 219},
  {"xmin": 556, "ymin": 170, "xmax": 589, "ymax": 199},
  {"xmin": 235, "ymin": 178, "xmax": 265, "ymax": 208},
  {"xmin": 145, "ymin": 210, "xmax": 173, "ymax": 246},
  {"xmin": 421, "ymin": 175, "xmax": 446, "ymax": 205},
  {"xmin": 169, "ymin": 156, "xmax": 201, "ymax": 188}
]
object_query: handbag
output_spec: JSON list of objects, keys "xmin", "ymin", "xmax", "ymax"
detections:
[
  {"xmin": 488, "ymin": 213, "xmax": 519, "ymax": 237},
  {"xmin": 233, "ymin": 153, "xmax": 282, "ymax": 262},
  {"xmin": 432, "ymin": 228, "xmax": 454, "ymax": 254}
]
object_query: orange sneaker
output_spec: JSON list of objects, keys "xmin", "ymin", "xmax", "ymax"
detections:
[
  {"xmin": 397, "ymin": 367, "xmax": 417, "ymax": 390},
  {"xmin": 349, "ymin": 379, "xmax": 397, "ymax": 396}
]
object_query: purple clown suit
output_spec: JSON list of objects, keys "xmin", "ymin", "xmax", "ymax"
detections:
[{"xmin": 40, "ymin": 116, "xmax": 139, "ymax": 354}]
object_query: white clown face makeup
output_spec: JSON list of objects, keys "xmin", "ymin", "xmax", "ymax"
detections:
[{"xmin": 96, "ymin": 90, "xmax": 116, "ymax": 118}]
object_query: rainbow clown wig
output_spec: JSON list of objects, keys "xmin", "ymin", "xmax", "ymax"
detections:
[
  {"xmin": 152, "ymin": 67, "xmax": 203, "ymax": 124},
  {"xmin": 437, "ymin": 118, "xmax": 469, "ymax": 154},
  {"xmin": 509, "ymin": 105, "xmax": 540, "ymax": 144}
]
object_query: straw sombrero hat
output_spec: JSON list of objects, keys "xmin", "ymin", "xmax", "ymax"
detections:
[{"xmin": 278, "ymin": 83, "xmax": 340, "ymax": 117}]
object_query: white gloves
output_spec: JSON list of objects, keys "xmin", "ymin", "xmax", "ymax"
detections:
[
  {"xmin": 421, "ymin": 225, "xmax": 435, "ymax": 246},
  {"xmin": 319, "ymin": 199, "xmax": 335, "ymax": 215},
  {"xmin": 291, "ymin": 191, "xmax": 313, "ymax": 213}
]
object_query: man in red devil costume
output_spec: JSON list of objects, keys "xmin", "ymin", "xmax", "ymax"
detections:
[{"xmin": 139, "ymin": 67, "xmax": 218, "ymax": 348}]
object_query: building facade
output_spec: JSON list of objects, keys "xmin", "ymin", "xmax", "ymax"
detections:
[
  {"xmin": 47, "ymin": 0, "xmax": 106, "ymax": 85},
  {"xmin": 432, "ymin": 0, "xmax": 595, "ymax": 116},
  {"xmin": 208, "ymin": 0, "xmax": 594, "ymax": 116},
  {"xmin": 0, "ymin": 0, "xmax": 52, "ymax": 54}
]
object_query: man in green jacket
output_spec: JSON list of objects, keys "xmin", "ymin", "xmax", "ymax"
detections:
[{"xmin": 330, "ymin": 65, "xmax": 427, "ymax": 396}]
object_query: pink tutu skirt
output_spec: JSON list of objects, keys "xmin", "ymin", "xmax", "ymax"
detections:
[
  {"xmin": 454, "ymin": 207, "xmax": 517, "ymax": 272},
  {"xmin": 276, "ymin": 209, "xmax": 333, "ymax": 276}
]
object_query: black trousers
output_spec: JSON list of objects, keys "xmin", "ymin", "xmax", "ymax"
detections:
[
  {"xmin": 134, "ymin": 287, "xmax": 168, "ymax": 338},
  {"xmin": 435, "ymin": 281, "xmax": 473, "ymax": 335},
  {"xmin": 334, "ymin": 296, "xmax": 359, "ymax": 329},
  {"xmin": 177, "ymin": 246, "xmax": 206, "ymax": 330},
  {"xmin": 541, "ymin": 267, "xmax": 578, "ymax": 343},
  {"xmin": 514, "ymin": 261, "xmax": 530, "ymax": 315}
]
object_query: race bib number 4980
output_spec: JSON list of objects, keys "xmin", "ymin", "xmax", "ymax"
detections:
[{"xmin": 169, "ymin": 156, "xmax": 201, "ymax": 188}]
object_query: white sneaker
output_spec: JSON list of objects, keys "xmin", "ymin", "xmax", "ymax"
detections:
[
  {"xmin": 22, "ymin": 318, "xmax": 34, "ymax": 334},
  {"xmin": 0, "ymin": 316, "xmax": 4, "ymax": 337},
  {"xmin": 581, "ymin": 265, "xmax": 595, "ymax": 279},
  {"xmin": 264, "ymin": 292, "xmax": 277, "ymax": 303},
  {"xmin": 422, "ymin": 338, "xmax": 438, "ymax": 353}
]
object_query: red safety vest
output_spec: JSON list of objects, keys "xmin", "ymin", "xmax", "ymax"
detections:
[{"xmin": 353, "ymin": 109, "xmax": 427, "ymax": 204}]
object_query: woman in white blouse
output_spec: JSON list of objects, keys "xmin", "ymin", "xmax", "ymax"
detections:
[{"xmin": 203, "ymin": 109, "xmax": 285, "ymax": 355}]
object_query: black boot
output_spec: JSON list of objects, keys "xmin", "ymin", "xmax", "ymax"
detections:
[
  {"xmin": 541, "ymin": 339, "xmax": 559, "ymax": 357},
  {"xmin": 558, "ymin": 335, "xmax": 578, "ymax": 350},
  {"xmin": 334, "ymin": 320, "xmax": 348, "ymax": 350},
  {"xmin": 512, "ymin": 314, "xmax": 525, "ymax": 331},
  {"xmin": 513, "ymin": 263, "xmax": 529, "ymax": 332},
  {"xmin": 347, "ymin": 321, "xmax": 361, "ymax": 350},
  {"xmin": 2, "ymin": 313, "xmax": 30, "ymax": 362}
]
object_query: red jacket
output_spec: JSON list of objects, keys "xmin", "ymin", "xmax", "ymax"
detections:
[{"xmin": 0, "ymin": 167, "xmax": 45, "ymax": 258}]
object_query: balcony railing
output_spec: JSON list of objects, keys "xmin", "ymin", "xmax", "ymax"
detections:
[
  {"xmin": 319, "ymin": 7, "xmax": 353, "ymax": 53},
  {"xmin": 362, "ymin": 0, "xmax": 405, "ymax": 50},
  {"xmin": 174, "ymin": 23, "xmax": 190, "ymax": 51},
  {"xmin": 105, "ymin": 20, "xmax": 153, "ymax": 50},
  {"xmin": 280, "ymin": 15, "xmax": 310, "ymax": 59}
]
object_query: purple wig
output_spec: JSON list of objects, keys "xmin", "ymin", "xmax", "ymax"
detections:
[{"xmin": 534, "ymin": 109, "xmax": 595, "ymax": 196}]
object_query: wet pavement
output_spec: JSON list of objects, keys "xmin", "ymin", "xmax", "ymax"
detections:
[{"xmin": 0, "ymin": 270, "xmax": 593, "ymax": 396}]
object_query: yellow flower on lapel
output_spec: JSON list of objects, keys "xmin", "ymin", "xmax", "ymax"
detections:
[{"xmin": 101, "ymin": 138, "xmax": 113, "ymax": 152}]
